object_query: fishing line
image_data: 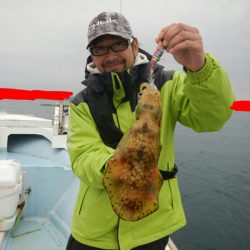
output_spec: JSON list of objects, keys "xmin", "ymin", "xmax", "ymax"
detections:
[{"xmin": 120, "ymin": 0, "xmax": 123, "ymax": 13}]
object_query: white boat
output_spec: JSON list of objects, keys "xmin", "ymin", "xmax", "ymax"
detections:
[{"xmin": 0, "ymin": 105, "xmax": 178, "ymax": 250}]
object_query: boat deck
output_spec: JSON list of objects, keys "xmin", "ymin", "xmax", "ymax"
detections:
[
  {"xmin": 0, "ymin": 134, "xmax": 75, "ymax": 250},
  {"xmin": 3, "ymin": 218, "xmax": 67, "ymax": 250},
  {"xmin": 2, "ymin": 219, "xmax": 176, "ymax": 250}
]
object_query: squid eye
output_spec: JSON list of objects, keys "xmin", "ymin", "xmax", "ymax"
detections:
[{"xmin": 139, "ymin": 83, "xmax": 149, "ymax": 92}]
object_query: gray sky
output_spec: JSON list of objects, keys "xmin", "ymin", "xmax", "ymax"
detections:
[{"xmin": 0, "ymin": 0, "xmax": 249, "ymax": 99}]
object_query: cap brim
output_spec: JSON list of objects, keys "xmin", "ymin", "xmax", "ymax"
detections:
[{"xmin": 86, "ymin": 32, "xmax": 132, "ymax": 49}]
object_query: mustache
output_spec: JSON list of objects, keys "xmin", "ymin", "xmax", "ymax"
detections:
[{"xmin": 102, "ymin": 58, "xmax": 125, "ymax": 67}]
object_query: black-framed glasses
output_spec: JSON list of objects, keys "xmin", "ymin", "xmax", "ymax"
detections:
[{"xmin": 90, "ymin": 38, "xmax": 133, "ymax": 56}]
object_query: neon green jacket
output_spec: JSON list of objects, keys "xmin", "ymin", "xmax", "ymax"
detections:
[{"xmin": 67, "ymin": 53, "xmax": 234, "ymax": 250}]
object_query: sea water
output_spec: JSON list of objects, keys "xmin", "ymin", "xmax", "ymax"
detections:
[
  {"xmin": 173, "ymin": 112, "xmax": 250, "ymax": 250},
  {"xmin": 1, "ymin": 101, "xmax": 250, "ymax": 250}
]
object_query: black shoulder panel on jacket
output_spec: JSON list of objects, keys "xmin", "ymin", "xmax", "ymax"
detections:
[
  {"xmin": 153, "ymin": 67, "xmax": 175, "ymax": 90},
  {"xmin": 71, "ymin": 88, "xmax": 88, "ymax": 106}
]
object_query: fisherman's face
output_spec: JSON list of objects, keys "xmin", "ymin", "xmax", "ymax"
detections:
[{"xmin": 90, "ymin": 35, "xmax": 139, "ymax": 73}]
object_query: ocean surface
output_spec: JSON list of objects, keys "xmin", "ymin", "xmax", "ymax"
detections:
[{"xmin": 1, "ymin": 100, "xmax": 250, "ymax": 250}]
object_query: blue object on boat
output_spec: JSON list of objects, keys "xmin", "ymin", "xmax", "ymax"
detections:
[{"xmin": 0, "ymin": 132, "xmax": 78, "ymax": 250}]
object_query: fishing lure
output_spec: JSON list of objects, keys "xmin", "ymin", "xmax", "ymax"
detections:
[
  {"xmin": 148, "ymin": 47, "xmax": 165, "ymax": 87},
  {"xmin": 150, "ymin": 47, "xmax": 164, "ymax": 72}
]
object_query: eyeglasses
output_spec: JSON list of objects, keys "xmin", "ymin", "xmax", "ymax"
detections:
[{"xmin": 90, "ymin": 38, "xmax": 133, "ymax": 56}]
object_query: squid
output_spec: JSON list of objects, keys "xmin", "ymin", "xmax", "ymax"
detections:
[{"xmin": 103, "ymin": 82, "xmax": 163, "ymax": 221}]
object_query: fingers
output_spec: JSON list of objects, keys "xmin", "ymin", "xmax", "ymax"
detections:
[
  {"xmin": 169, "ymin": 39, "xmax": 203, "ymax": 55},
  {"xmin": 167, "ymin": 31, "xmax": 203, "ymax": 54},
  {"xmin": 155, "ymin": 23, "xmax": 202, "ymax": 53},
  {"xmin": 155, "ymin": 23, "xmax": 177, "ymax": 47}
]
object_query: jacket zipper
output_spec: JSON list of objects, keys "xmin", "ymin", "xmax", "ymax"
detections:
[
  {"xmin": 114, "ymin": 103, "xmax": 122, "ymax": 130},
  {"xmin": 78, "ymin": 186, "xmax": 89, "ymax": 215}
]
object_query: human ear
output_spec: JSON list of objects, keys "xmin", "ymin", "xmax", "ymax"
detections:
[{"xmin": 132, "ymin": 38, "xmax": 139, "ymax": 55}]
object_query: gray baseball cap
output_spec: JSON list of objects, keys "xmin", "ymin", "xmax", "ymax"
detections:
[{"xmin": 87, "ymin": 12, "xmax": 133, "ymax": 48}]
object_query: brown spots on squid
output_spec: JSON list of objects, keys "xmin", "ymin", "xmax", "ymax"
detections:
[{"xmin": 103, "ymin": 83, "xmax": 163, "ymax": 221}]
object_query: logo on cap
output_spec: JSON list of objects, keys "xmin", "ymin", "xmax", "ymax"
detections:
[{"xmin": 90, "ymin": 17, "xmax": 118, "ymax": 31}]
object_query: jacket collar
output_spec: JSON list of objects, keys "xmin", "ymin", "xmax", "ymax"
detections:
[{"xmin": 84, "ymin": 63, "xmax": 150, "ymax": 112}]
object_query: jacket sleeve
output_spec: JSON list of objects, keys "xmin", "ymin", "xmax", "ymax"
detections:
[
  {"xmin": 171, "ymin": 53, "xmax": 235, "ymax": 132},
  {"xmin": 66, "ymin": 102, "xmax": 115, "ymax": 189}
]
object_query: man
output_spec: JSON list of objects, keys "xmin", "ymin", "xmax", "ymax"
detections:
[{"xmin": 66, "ymin": 11, "xmax": 234, "ymax": 250}]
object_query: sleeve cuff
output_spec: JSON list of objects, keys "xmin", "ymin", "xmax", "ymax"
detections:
[{"xmin": 185, "ymin": 53, "xmax": 216, "ymax": 84}]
